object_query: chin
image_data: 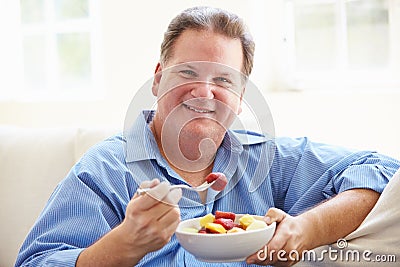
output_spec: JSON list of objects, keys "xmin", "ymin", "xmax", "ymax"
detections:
[{"xmin": 183, "ymin": 120, "xmax": 226, "ymax": 138}]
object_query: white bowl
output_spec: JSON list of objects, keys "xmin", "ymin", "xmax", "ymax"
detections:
[{"xmin": 175, "ymin": 214, "xmax": 276, "ymax": 262}]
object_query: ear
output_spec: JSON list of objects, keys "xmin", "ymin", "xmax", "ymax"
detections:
[
  {"xmin": 237, "ymin": 86, "xmax": 246, "ymax": 115},
  {"xmin": 237, "ymin": 103, "xmax": 243, "ymax": 115},
  {"xmin": 152, "ymin": 63, "xmax": 162, "ymax": 97},
  {"xmin": 237, "ymin": 104, "xmax": 243, "ymax": 115}
]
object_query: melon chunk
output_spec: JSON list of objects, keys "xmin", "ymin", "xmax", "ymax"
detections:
[
  {"xmin": 246, "ymin": 220, "xmax": 268, "ymax": 231},
  {"xmin": 239, "ymin": 214, "xmax": 255, "ymax": 229},
  {"xmin": 205, "ymin": 222, "xmax": 227, "ymax": 234},
  {"xmin": 227, "ymin": 227, "xmax": 245, "ymax": 233},
  {"xmin": 199, "ymin": 213, "xmax": 215, "ymax": 227},
  {"xmin": 182, "ymin": 227, "xmax": 200, "ymax": 233}
]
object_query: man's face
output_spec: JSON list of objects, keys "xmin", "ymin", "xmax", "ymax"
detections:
[{"xmin": 152, "ymin": 29, "xmax": 245, "ymax": 141}]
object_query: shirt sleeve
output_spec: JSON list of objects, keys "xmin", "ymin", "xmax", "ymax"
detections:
[
  {"xmin": 323, "ymin": 152, "xmax": 400, "ymax": 197},
  {"xmin": 15, "ymin": 141, "xmax": 133, "ymax": 267},
  {"xmin": 270, "ymin": 137, "xmax": 400, "ymax": 215}
]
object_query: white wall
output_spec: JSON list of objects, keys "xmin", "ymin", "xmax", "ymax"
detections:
[
  {"xmin": 0, "ymin": 0, "xmax": 399, "ymax": 159},
  {"xmin": 268, "ymin": 91, "xmax": 400, "ymax": 159}
]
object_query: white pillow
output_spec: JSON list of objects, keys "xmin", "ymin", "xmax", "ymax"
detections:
[{"xmin": 297, "ymin": 169, "xmax": 400, "ymax": 266}]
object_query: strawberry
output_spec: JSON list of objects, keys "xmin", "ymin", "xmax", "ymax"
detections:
[
  {"xmin": 198, "ymin": 227, "xmax": 207, "ymax": 234},
  {"xmin": 205, "ymin": 173, "xmax": 228, "ymax": 191},
  {"xmin": 215, "ymin": 210, "xmax": 236, "ymax": 221},
  {"xmin": 214, "ymin": 218, "xmax": 235, "ymax": 230},
  {"xmin": 233, "ymin": 223, "xmax": 244, "ymax": 229},
  {"xmin": 205, "ymin": 173, "xmax": 220, "ymax": 183}
]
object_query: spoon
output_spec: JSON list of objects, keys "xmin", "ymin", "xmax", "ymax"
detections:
[{"xmin": 136, "ymin": 172, "xmax": 228, "ymax": 195}]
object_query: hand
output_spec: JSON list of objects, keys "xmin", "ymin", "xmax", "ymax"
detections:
[
  {"xmin": 76, "ymin": 179, "xmax": 182, "ymax": 266},
  {"xmin": 246, "ymin": 208, "xmax": 312, "ymax": 266},
  {"xmin": 118, "ymin": 179, "xmax": 182, "ymax": 260}
]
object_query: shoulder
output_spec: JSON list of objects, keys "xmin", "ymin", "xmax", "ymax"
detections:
[
  {"xmin": 233, "ymin": 132, "xmax": 359, "ymax": 164},
  {"xmin": 64, "ymin": 133, "xmax": 134, "ymax": 194},
  {"xmin": 232, "ymin": 130, "xmax": 309, "ymax": 146},
  {"xmin": 76, "ymin": 133, "xmax": 127, "ymax": 172},
  {"xmin": 231, "ymin": 129, "xmax": 270, "ymax": 145},
  {"xmin": 84, "ymin": 133, "xmax": 125, "ymax": 157},
  {"xmin": 231, "ymin": 130, "xmax": 310, "ymax": 152}
]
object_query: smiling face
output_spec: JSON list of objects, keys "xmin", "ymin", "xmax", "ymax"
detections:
[{"xmin": 152, "ymin": 29, "xmax": 245, "ymax": 150}]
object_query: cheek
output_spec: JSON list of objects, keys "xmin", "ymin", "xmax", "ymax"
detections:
[
  {"xmin": 157, "ymin": 86, "xmax": 187, "ymax": 111},
  {"xmin": 158, "ymin": 74, "xmax": 189, "ymax": 96},
  {"xmin": 215, "ymin": 90, "xmax": 242, "ymax": 113}
]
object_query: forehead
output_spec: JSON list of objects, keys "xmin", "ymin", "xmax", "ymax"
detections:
[{"xmin": 166, "ymin": 29, "xmax": 243, "ymax": 72}]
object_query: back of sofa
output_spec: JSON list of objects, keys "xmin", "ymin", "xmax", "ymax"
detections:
[{"xmin": 0, "ymin": 126, "xmax": 117, "ymax": 267}]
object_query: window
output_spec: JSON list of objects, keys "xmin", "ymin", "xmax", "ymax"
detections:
[
  {"xmin": 0, "ymin": 0, "xmax": 103, "ymax": 101},
  {"xmin": 284, "ymin": 0, "xmax": 400, "ymax": 91}
]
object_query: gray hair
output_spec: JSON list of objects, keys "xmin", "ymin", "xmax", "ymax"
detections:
[{"xmin": 160, "ymin": 6, "xmax": 255, "ymax": 76}]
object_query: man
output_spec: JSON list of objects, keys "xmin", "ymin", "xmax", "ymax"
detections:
[{"xmin": 16, "ymin": 6, "xmax": 399, "ymax": 267}]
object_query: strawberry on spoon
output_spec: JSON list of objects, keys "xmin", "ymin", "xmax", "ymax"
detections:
[{"xmin": 205, "ymin": 172, "xmax": 228, "ymax": 191}]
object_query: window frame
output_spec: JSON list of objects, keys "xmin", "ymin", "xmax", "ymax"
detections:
[
  {"xmin": 284, "ymin": 0, "xmax": 400, "ymax": 92},
  {"xmin": 0, "ymin": 0, "xmax": 104, "ymax": 101}
]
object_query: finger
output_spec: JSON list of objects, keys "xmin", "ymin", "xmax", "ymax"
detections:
[
  {"xmin": 155, "ymin": 189, "xmax": 182, "ymax": 220},
  {"xmin": 162, "ymin": 188, "xmax": 182, "ymax": 206},
  {"xmin": 246, "ymin": 251, "xmax": 263, "ymax": 265},
  {"xmin": 139, "ymin": 178, "xmax": 160, "ymax": 189},
  {"xmin": 246, "ymin": 244, "xmax": 274, "ymax": 266},
  {"xmin": 141, "ymin": 200, "xmax": 176, "ymax": 222},
  {"xmin": 148, "ymin": 208, "xmax": 181, "ymax": 246},
  {"xmin": 158, "ymin": 206, "xmax": 180, "ymax": 225},
  {"xmin": 264, "ymin": 207, "xmax": 287, "ymax": 225},
  {"xmin": 246, "ymin": 233, "xmax": 289, "ymax": 266},
  {"xmin": 158, "ymin": 207, "xmax": 181, "ymax": 233},
  {"xmin": 135, "ymin": 181, "xmax": 171, "ymax": 210},
  {"xmin": 132, "ymin": 179, "xmax": 161, "ymax": 200},
  {"xmin": 267, "ymin": 232, "xmax": 288, "ymax": 254},
  {"xmin": 141, "ymin": 189, "xmax": 181, "ymax": 222},
  {"xmin": 248, "ymin": 218, "xmax": 289, "ymax": 265}
]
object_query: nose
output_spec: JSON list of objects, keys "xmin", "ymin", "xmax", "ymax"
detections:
[{"xmin": 190, "ymin": 82, "xmax": 214, "ymax": 99}]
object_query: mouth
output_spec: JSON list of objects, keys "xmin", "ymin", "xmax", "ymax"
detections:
[{"xmin": 183, "ymin": 103, "xmax": 214, "ymax": 114}]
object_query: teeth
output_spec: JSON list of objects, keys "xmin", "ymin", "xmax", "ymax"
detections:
[{"xmin": 186, "ymin": 105, "xmax": 212, "ymax": 113}]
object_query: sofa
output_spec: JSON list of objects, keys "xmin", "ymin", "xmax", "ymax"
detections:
[
  {"xmin": 1, "ymin": 125, "xmax": 399, "ymax": 267},
  {"xmin": 0, "ymin": 126, "xmax": 117, "ymax": 267}
]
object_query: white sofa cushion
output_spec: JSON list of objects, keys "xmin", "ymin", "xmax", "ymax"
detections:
[
  {"xmin": 0, "ymin": 126, "xmax": 116, "ymax": 267},
  {"xmin": 297, "ymin": 169, "xmax": 400, "ymax": 266}
]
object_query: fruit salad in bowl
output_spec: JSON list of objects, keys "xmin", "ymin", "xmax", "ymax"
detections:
[{"xmin": 175, "ymin": 211, "xmax": 276, "ymax": 262}]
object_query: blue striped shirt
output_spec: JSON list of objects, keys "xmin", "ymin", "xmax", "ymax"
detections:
[{"xmin": 15, "ymin": 111, "xmax": 400, "ymax": 266}]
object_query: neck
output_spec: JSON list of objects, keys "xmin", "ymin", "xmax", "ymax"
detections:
[{"xmin": 150, "ymin": 119, "xmax": 223, "ymax": 178}]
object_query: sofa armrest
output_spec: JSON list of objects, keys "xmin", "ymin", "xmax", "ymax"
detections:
[{"xmin": 0, "ymin": 126, "xmax": 117, "ymax": 267}]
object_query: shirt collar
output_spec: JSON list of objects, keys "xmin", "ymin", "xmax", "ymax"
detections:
[
  {"xmin": 230, "ymin": 129, "xmax": 270, "ymax": 146},
  {"xmin": 124, "ymin": 110, "xmax": 159, "ymax": 163},
  {"xmin": 124, "ymin": 110, "xmax": 268, "ymax": 163}
]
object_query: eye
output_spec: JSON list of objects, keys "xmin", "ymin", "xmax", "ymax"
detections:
[
  {"xmin": 215, "ymin": 77, "xmax": 231, "ymax": 83},
  {"xmin": 179, "ymin": 69, "xmax": 198, "ymax": 78},
  {"xmin": 214, "ymin": 77, "xmax": 233, "ymax": 88}
]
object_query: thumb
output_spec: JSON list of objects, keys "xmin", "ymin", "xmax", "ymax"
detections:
[
  {"xmin": 264, "ymin": 207, "xmax": 287, "ymax": 225},
  {"xmin": 132, "ymin": 178, "xmax": 160, "ymax": 200}
]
